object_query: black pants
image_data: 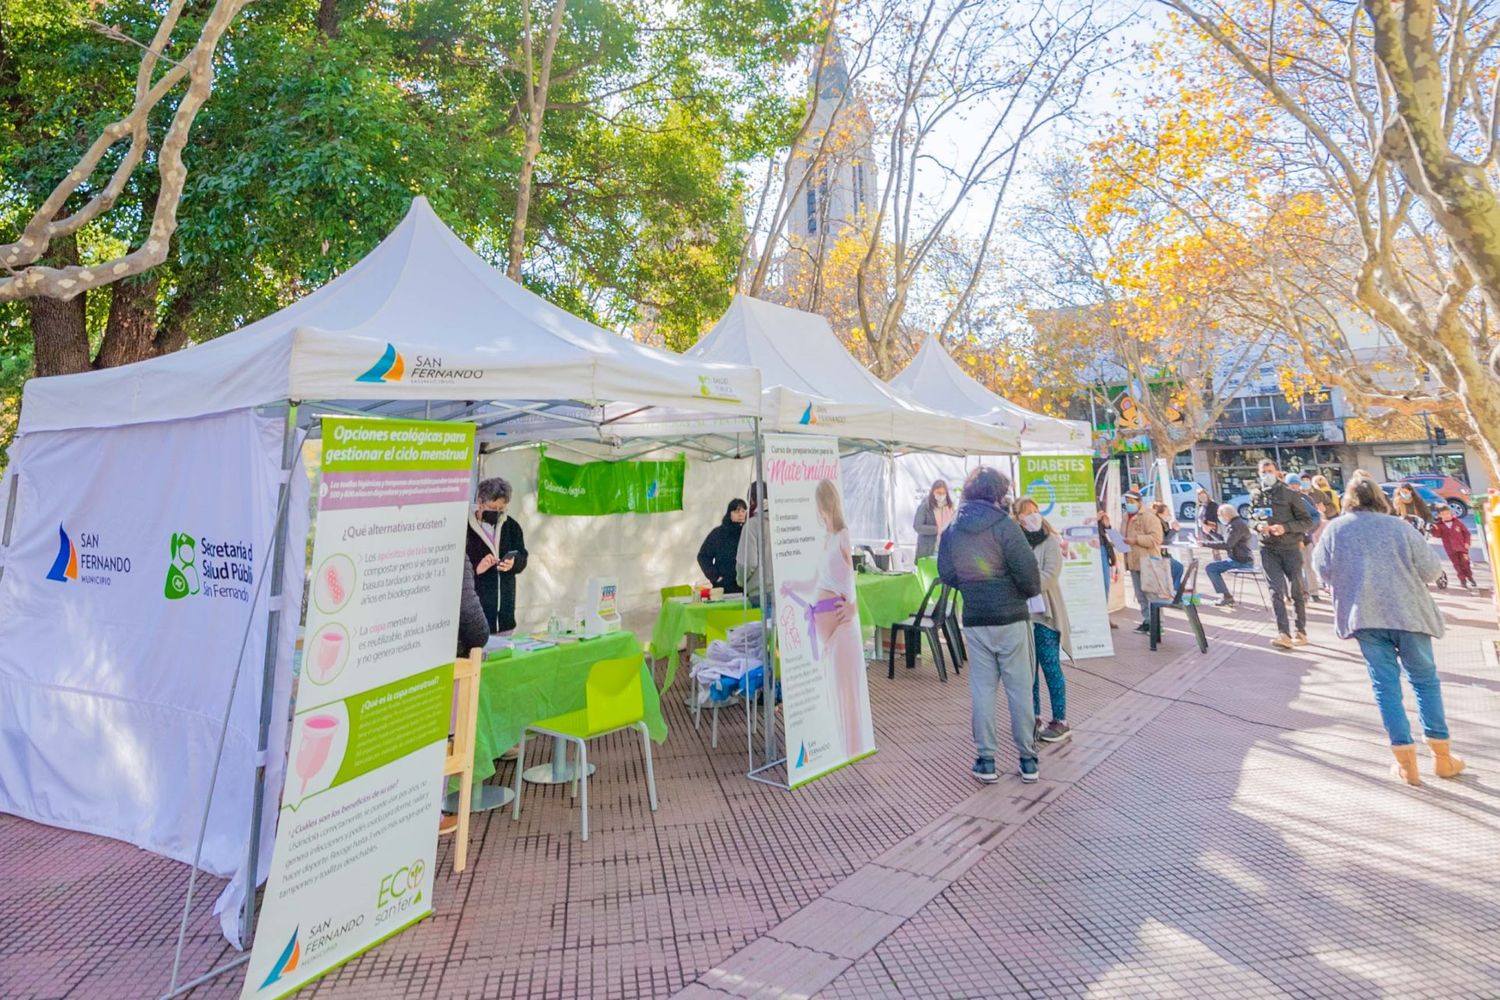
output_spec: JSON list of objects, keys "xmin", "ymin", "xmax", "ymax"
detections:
[{"xmin": 1262, "ymin": 545, "xmax": 1306, "ymax": 635}]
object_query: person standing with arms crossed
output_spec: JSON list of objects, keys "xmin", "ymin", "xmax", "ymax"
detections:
[{"xmin": 1250, "ymin": 459, "xmax": 1315, "ymax": 649}]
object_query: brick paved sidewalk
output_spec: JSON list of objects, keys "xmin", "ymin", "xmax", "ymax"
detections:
[{"xmin": 3, "ymin": 570, "xmax": 1498, "ymax": 999}]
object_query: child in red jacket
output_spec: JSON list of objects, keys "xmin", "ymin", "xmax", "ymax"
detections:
[{"xmin": 1430, "ymin": 507, "xmax": 1476, "ymax": 589}]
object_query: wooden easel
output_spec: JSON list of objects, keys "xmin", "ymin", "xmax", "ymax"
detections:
[{"xmin": 439, "ymin": 647, "xmax": 483, "ymax": 872}]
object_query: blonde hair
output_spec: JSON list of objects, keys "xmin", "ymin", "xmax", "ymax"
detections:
[
  {"xmin": 1312, "ymin": 474, "xmax": 1332, "ymax": 490},
  {"xmin": 1013, "ymin": 497, "xmax": 1059, "ymax": 536},
  {"xmin": 815, "ymin": 479, "xmax": 847, "ymax": 532}
]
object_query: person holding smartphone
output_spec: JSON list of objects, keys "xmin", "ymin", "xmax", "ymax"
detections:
[
  {"xmin": 467, "ymin": 477, "xmax": 528, "ymax": 634},
  {"xmin": 1250, "ymin": 458, "xmax": 1315, "ymax": 649}
]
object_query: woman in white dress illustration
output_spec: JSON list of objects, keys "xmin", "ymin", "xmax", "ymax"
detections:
[{"xmin": 781, "ymin": 479, "xmax": 874, "ymax": 760}]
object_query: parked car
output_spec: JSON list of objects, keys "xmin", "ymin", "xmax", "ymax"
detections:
[
  {"xmin": 1141, "ymin": 480, "xmax": 1211, "ymax": 521},
  {"xmin": 1226, "ymin": 493, "xmax": 1253, "ymax": 519},
  {"xmin": 1401, "ymin": 474, "xmax": 1471, "ymax": 518}
]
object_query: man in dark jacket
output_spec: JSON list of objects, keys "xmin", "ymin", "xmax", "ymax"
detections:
[
  {"xmin": 938, "ymin": 466, "xmax": 1043, "ymax": 785},
  {"xmin": 1250, "ymin": 458, "xmax": 1315, "ymax": 648},
  {"xmin": 1204, "ymin": 503, "xmax": 1253, "ymax": 608}
]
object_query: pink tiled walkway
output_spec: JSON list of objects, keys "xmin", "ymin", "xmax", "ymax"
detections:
[{"xmin": 4, "ymin": 569, "xmax": 1499, "ymax": 999}]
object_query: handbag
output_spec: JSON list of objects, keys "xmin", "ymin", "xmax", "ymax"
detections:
[{"xmin": 1141, "ymin": 553, "xmax": 1175, "ymax": 600}]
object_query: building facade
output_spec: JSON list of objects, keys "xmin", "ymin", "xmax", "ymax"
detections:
[{"xmin": 1094, "ymin": 360, "xmax": 1490, "ymax": 505}]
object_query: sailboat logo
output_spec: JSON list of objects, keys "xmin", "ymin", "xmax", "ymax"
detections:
[
  {"xmin": 798, "ymin": 404, "xmax": 817, "ymax": 426},
  {"xmin": 259, "ymin": 927, "xmax": 302, "ymax": 989},
  {"xmin": 356, "ymin": 343, "xmax": 406, "ymax": 383},
  {"xmin": 796, "ymin": 741, "xmax": 808, "ymax": 768},
  {"xmin": 46, "ymin": 525, "xmax": 78, "ymax": 582}
]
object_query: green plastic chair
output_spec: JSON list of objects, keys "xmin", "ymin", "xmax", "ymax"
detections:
[
  {"xmin": 652, "ymin": 584, "xmax": 696, "ymax": 665},
  {"xmin": 915, "ymin": 556, "xmax": 939, "ymax": 591},
  {"xmin": 512, "ymin": 655, "xmax": 658, "ymax": 841},
  {"xmin": 696, "ymin": 605, "xmax": 763, "ymax": 748}
]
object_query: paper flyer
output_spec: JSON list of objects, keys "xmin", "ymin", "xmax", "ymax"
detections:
[
  {"xmin": 764, "ymin": 433, "xmax": 876, "ymax": 787},
  {"xmin": 1018, "ymin": 454, "xmax": 1114, "ymax": 659},
  {"xmin": 241, "ymin": 417, "xmax": 474, "ymax": 999}
]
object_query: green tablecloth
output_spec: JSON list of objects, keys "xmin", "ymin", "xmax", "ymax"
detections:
[
  {"xmin": 647, "ymin": 574, "xmax": 926, "ymax": 691},
  {"xmin": 854, "ymin": 571, "xmax": 926, "ymax": 627},
  {"xmin": 469, "ymin": 630, "xmax": 666, "ymax": 787}
]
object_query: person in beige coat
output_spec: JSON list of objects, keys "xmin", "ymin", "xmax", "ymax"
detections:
[
  {"xmin": 1123, "ymin": 488, "xmax": 1165, "ymax": 632},
  {"xmin": 1014, "ymin": 498, "xmax": 1073, "ymax": 744}
]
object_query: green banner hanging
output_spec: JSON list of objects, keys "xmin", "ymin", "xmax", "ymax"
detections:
[{"xmin": 536, "ymin": 453, "xmax": 686, "ymax": 515}]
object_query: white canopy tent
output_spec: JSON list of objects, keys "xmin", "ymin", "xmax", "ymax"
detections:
[
  {"xmin": 0, "ymin": 197, "xmax": 765, "ymax": 957},
  {"xmin": 843, "ymin": 336, "xmax": 1091, "ymax": 556}
]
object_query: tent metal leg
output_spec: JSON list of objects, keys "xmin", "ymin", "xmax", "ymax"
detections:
[
  {"xmin": 752, "ymin": 425, "xmax": 779, "ymax": 772},
  {"xmin": 0, "ymin": 470, "xmax": 18, "ymax": 588},
  {"xmin": 240, "ymin": 403, "xmax": 300, "ymax": 943}
]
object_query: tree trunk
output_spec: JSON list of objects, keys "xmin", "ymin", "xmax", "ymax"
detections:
[
  {"xmin": 507, "ymin": 0, "xmax": 569, "ymax": 281},
  {"xmin": 1365, "ymin": 0, "xmax": 1500, "ymax": 322},
  {"xmin": 317, "ymin": 0, "xmax": 341, "ymax": 37},
  {"xmin": 28, "ymin": 234, "xmax": 89, "ymax": 376},
  {"xmin": 94, "ymin": 274, "xmax": 163, "ymax": 369}
]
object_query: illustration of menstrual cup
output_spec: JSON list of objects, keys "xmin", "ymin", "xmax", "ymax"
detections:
[
  {"xmin": 295, "ymin": 714, "xmax": 340, "ymax": 797},
  {"xmin": 316, "ymin": 629, "xmax": 345, "ymax": 680}
]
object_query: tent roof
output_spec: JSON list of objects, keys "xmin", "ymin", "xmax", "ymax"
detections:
[
  {"xmin": 683, "ymin": 297, "xmax": 1018, "ymax": 455},
  {"xmin": 892, "ymin": 336, "xmax": 1089, "ymax": 450},
  {"xmin": 18, "ymin": 198, "xmax": 760, "ymax": 436}
]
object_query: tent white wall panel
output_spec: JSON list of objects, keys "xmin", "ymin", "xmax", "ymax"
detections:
[{"xmin": 0, "ymin": 409, "xmax": 307, "ymax": 942}]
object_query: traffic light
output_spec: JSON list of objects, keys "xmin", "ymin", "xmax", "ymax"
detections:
[{"xmin": 1434, "ymin": 426, "xmax": 1448, "ymax": 445}]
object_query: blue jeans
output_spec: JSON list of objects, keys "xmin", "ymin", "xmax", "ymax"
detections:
[
  {"xmin": 1205, "ymin": 558, "xmax": 1254, "ymax": 596},
  {"xmin": 966, "ymin": 622, "xmax": 1037, "ymax": 762},
  {"xmin": 1031, "ymin": 622, "xmax": 1065, "ymax": 721},
  {"xmin": 1352, "ymin": 628, "xmax": 1449, "ymax": 746}
]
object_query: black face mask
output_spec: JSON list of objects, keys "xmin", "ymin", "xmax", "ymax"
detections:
[
  {"xmin": 1023, "ymin": 526, "xmax": 1049, "ymax": 548},
  {"xmin": 481, "ymin": 510, "xmax": 500, "ymax": 525}
]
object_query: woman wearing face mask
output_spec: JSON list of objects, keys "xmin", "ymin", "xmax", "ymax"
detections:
[
  {"xmin": 1014, "ymin": 497, "xmax": 1071, "ymax": 744},
  {"xmin": 467, "ymin": 477, "xmax": 528, "ymax": 634},
  {"xmin": 914, "ymin": 479, "xmax": 957, "ymax": 560},
  {"xmin": 1123, "ymin": 489, "xmax": 1164, "ymax": 632},
  {"xmin": 697, "ymin": 499, "xmax": 748, "ymax": 594},
  {"xmin": 1391, "ymin": 484, "xmax": 1432, "ymax": 531}
]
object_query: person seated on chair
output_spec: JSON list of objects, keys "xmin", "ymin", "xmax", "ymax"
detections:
[
  {"xmin": 1204, "ymin": 504, "xmax": 1254, "ymax": 608},
  {"xmin": 697, "ymin": 499, "xmax": 747, "ymax": 595}
]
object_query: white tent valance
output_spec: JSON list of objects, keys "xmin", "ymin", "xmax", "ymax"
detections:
[{"xmin": 682, "ymin": 296, "xmax": 1020, "ymax": 456}]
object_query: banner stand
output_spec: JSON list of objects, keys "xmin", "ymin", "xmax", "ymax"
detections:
[
  {"xmin": 745, "ymin": 422, "xmax": 790, "ymax": 789},
  {"xmin": 162, "ymin": 406, "xmax": 306, "ymax": 1000}
]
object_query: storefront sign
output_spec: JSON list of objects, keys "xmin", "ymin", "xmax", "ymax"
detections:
[
  {"xmin": 762, "ymin": 434, "xmax": 876, "ymax": 787},
  {"xmin": 536, "ymin": 453, "xmax": 685, "ymax": 516},
  {"xmin": 242, "ymin": 417, "xmax": 474, "ymax": 999},
  {"xmin": 1018, "ymin": 454, "xmax": 1114, "ymax": 659}
]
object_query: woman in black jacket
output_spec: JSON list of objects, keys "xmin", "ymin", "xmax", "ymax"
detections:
[
  {"xmin": 697, "ymin": 499, "xmax": 747, "ymax": 594},
  {"xmin": 466, "ymin": 477, "xmax": 528, "ymax": 634}
]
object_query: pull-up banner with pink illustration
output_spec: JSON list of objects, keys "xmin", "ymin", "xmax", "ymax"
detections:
[
  {"xmin": 243, "ymin": 417, "xmax": 474, "ymax": 999},
  {"xmin": 764, "ymin": 433, "xmax": 876, "ymax": 788}
]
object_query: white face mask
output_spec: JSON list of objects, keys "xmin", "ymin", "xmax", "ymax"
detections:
[
  {"xmin": 1021, "ymin": 513, "xmax": 1043, "ymax": 531},
  {"xmin": 1259, "ymin": 472, "xmax": 1278, "ymax": 487}
]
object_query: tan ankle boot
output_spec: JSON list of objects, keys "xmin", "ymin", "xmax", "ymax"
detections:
[
  {"xmin": 1390, "ymin": 744, "xmax": 1421, "ymax": 786},
  {"xmin": 1426, "ymin": 738, "xmax": 1466, "ymax": 778}
]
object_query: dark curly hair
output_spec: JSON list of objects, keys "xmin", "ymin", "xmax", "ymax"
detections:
[{"xmin": 961, "ymin": 466, "xmax": 1011, "ymax": 507}]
